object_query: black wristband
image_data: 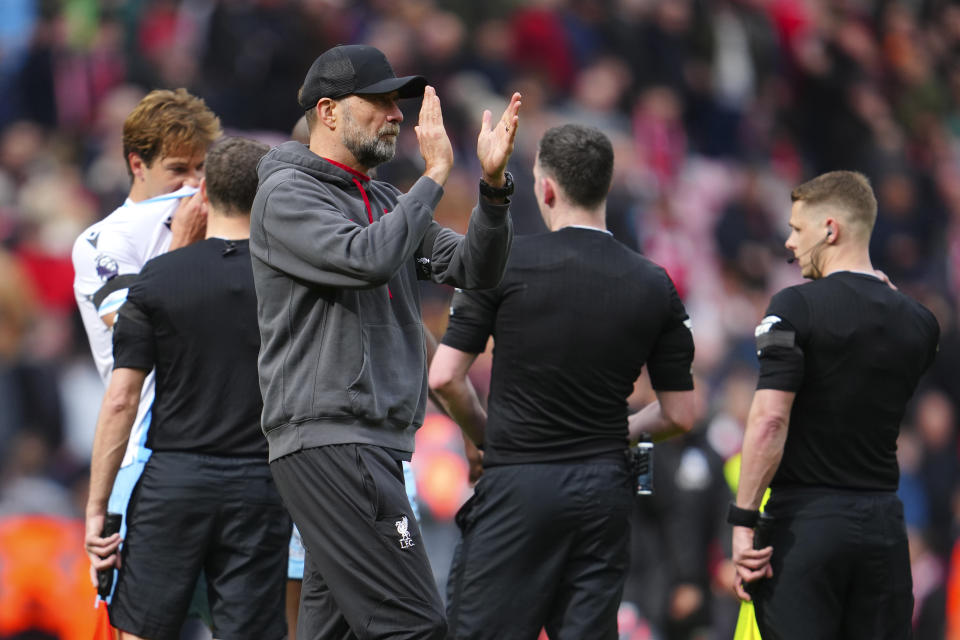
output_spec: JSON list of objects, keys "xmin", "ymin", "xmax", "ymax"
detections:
[
  {"xmin": 727, "ymin": 502, "xmax": 760, "ymax": 528},
  {"xmin": 479, "ymin": 171, "xmax": 514, "ymax": 199}
]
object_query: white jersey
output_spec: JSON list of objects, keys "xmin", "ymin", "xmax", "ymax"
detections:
[{"xmin": 72, "ymin": 186, "xmax": 196, "ymax": 467}]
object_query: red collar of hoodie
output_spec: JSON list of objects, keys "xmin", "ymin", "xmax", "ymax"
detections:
[{"xmin": 322, "ymin": 157, "xmax": 391, "ymax": 298}]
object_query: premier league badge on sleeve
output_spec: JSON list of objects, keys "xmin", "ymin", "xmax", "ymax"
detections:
[
  {"xmin": 95, "ymin": 254, "xmax": 119, "ymax": 282},
  {"xmin": 755, "ymin": 315, "xmax": 782, "ymax": 337},
  {"xmin": 395, "ymin": 516, "xmax": 415, "ymax": 549},
  {"xmin": 754, "ymin": 314, "xmax": 795, "ymax": 355}
]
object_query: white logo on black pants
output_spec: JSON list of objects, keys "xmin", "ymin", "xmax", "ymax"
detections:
[{"xmin": 395, "ymin": 516, "xmax": 415, "ymax": 549}]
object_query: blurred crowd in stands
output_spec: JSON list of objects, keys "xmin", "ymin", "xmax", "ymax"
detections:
[{"xmin": 2, "ymin": 0, "xmax": 960, "ymax": 638}]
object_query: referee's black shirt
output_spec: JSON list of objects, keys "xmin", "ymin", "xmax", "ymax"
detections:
[
  {"xmin": 113, "ymin": 239, "xmax": 266, "ymax": 458},
  {"xmin": 442, "ymin": 228, "xmax": 694, "ymax": 466},
  {"xmin": 756, "ymin": 271, "xmax": 939, "ymax": 491}
]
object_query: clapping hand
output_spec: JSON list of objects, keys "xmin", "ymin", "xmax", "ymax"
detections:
[
  {"xmin": 415, "ymin": 85, "xmax": 455, "ymax": 186},
  {"xmin": 476, "ymin": 93, "xmax": 522, "ymax": 187}
]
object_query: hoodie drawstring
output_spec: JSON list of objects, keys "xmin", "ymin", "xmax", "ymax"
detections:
[
  {"xmin": 352, "ymin": 178, "xmax": 392, "ymax": 299},
  {"xmin": 352, "ymin": 178, "xmax": 374, "ymax": 224}
]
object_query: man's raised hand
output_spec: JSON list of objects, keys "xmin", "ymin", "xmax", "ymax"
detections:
[
  {"xmin": 415, "ymin": 85, "xmax": 454, "ymax": 186},
  {"xmin": 477, "ymin": 92, "xmax": 522, "ymax": 187}
]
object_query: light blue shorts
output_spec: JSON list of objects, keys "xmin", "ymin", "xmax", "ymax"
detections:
[{"xmin": 102, "ymin": 413, "xmax": 152, "ymax": 602}]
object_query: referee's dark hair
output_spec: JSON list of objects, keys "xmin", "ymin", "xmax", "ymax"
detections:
[
  {"xmin": 537, "ymin": 124, "xmax": 614, "ymax": 209},
  {"xmin": 790, "ymin": 170, "xmax": 878, "ymax": 236},
  {"xmin": 205, "ymin": 137, "xmax": 270, "ymax": 216}
]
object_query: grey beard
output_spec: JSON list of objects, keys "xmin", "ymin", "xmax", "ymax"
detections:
[{"xmin": 342, "ymin": 128, "xmax": 397, "ymax": 168}]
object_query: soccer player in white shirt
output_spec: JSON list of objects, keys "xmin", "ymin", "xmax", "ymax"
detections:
[{"xmin": 73, "ymin": 88, "xmax": 221, "ymax": 600}]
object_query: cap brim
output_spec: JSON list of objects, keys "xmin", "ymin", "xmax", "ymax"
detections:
[{"xmin": 354, "ymin": 75, "xmax": 427, "ymax": 99}]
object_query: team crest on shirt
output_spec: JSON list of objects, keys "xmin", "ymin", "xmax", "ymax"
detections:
[
  {"xmin": 95, "ymin": 254, "xmax": 119, "ymax": 281},
  {"xmin": 395, "ymin": 516, "xmax": 415, "ymax": 549}
]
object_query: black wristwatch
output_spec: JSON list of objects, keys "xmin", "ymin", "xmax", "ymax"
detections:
[
  {"xmin": 727, "ymin": 502, "xmax": 761, "ymax": 528},
  {"xmin": 479, "ymin": 171, "xmax": 514, "ymax": 199}
]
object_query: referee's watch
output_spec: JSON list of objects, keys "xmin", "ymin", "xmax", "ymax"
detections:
[
  {"xmin": 727, "ymin": 502, "xmax": 760, "ymax": 528},
  {"xmin": 479, "ymin": 171, "xmax": 514, "ymax": 199}
]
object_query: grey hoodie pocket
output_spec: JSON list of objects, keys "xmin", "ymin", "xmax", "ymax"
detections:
[
  {"xmin": 309, "ymin": 297, "xmax": 359, "ymax": 419},
  {"xmin": 348, "ymin": 322, "xmax": 424, "ymax": 425}
]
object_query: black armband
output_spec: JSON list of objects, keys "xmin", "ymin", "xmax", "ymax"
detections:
[{"xmin": 727, "ymin": 502, "xmax": 760, "ymax": 528}]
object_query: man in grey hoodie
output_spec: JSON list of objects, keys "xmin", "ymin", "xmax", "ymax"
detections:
[{"xmin": 250, "ymin": 44, "xmax": 520, "ymax": 639}]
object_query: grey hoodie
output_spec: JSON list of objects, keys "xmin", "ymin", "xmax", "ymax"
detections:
[{"xmin": 251, "ymin": 141, "xmax": 512, "ymax": 461}]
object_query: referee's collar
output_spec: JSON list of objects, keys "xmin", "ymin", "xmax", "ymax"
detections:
[
  {"xmin": 831, "ymin": 269, "xmax": 882, "ymax": 281},
  {"xmin": 559, "ymin": 224, "xmax": 612, "ymax": 236}
]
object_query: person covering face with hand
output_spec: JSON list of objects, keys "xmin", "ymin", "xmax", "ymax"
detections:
[{"xmin": 72, "ymin": 89, "xmax": 221, "ymax": 631}]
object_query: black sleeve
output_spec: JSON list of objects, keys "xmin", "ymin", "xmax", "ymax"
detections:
[
  {"xmin": 112, "ymin": 274, "xmax": 156, "ymax": 372},
  {"xmin": 440, "ymin": 287, "xmax": 500, "ymax": 354},
  {"xmin": 756, "ymin": 287, "xmax": 808, "ymax": 391},
  {"xmin": 647, "ymin": 273, "xmax": 695, "ymax": 391}
]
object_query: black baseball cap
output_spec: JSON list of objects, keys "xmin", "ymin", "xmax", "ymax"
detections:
[{"xmin": 298, "ymin": 45, "xmax": 427, "ymax": 110}]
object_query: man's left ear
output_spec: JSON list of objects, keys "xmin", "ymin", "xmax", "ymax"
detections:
[
  {"xmin": 200, "ymin": 177, "xmax": 209, "ymax": 204},
  {"xmin": 825, "ymin": 218, "xmax": 837, "ymax": 242},
  {"xmin": 542, "ymin": 177, "xmax": 556, "ymax": 207}
]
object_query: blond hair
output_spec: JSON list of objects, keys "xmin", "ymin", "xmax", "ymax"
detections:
[{"xmin": 791, "ymin": 171, "xmax": 877, "ymax": 236}]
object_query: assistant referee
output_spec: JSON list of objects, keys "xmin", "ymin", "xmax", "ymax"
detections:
[{"xmin": 730, "ymin": 171, "xmax": 939, "ymax": 639}]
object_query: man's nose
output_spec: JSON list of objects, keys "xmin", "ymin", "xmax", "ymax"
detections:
[
  {"xmin": 183, "ymin": 171, "xmax": 202, "ymax": 188},
  {"xmin": 387, "ymin": 101, "xmax": 403, "ymax": 123}
]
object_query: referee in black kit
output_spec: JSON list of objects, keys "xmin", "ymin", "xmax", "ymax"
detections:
[
  {"xmin": 85, "ymin": 137, "xmax": 291, "ymax": 640},
  {"xmin": 430, "ymin": 124, "xmax": 696, "ymax": 639},
  {"xmin": 730, "ymin": 171, "xmax": 940, "ymax": 639}
]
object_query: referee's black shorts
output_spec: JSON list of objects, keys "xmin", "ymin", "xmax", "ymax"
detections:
[
  {"xmin": 751, "ymin": 488, "xmax": 912, "ymax": 640},
  {"xmin": 109, "ymin": 451, "xmax": 291, "ymax": 640}
]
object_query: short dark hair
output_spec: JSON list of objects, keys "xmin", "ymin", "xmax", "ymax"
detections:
[
  {"xmin": 537, "ymin": 124, "xmax": 614, "ymax": 209},
  {"xmin": 204, "ymin": 137, "xmax": 269, "ymax": 216},
  {"xmin": 791, "ymin": 170, "xmax": 877, "ymax": 234}
]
